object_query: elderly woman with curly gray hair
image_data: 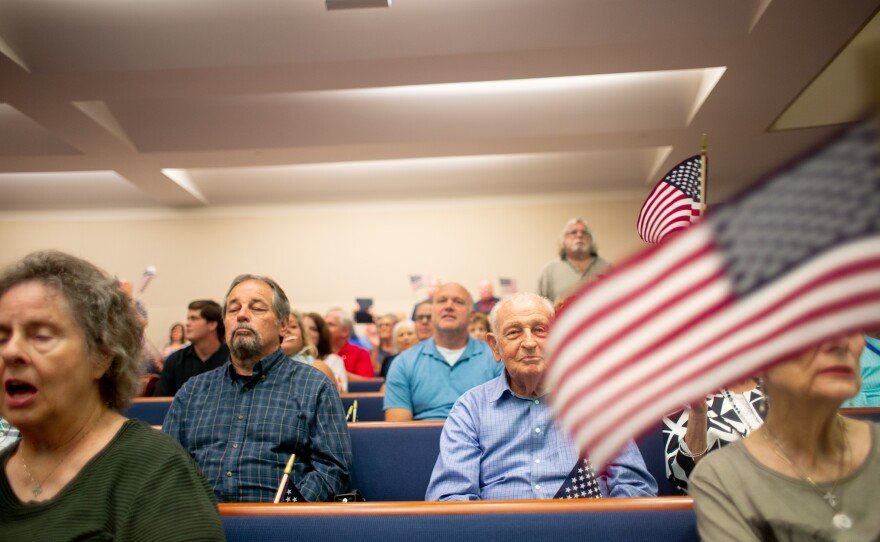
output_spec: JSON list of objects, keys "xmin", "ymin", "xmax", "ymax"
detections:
[{"xmin": 0, "ymin": 251, "xmax": 224, "ymax": 541}]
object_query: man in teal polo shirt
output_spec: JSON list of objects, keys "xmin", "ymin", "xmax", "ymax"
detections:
[{"xmin": 384, "ymin": 282, "xmax": 502, "ymax": 421}]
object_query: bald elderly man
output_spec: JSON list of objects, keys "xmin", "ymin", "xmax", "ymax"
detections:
[{"xmin": 426, "ymin": 293, "xmax": 656, "ymax": 500}]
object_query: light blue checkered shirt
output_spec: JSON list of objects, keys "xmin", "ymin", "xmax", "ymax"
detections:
[{"xmin": 426, "ymin": 373, "xmax": 657, "ymax": 500}]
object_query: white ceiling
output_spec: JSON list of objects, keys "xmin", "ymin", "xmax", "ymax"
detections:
[{"xmin": 0, "ymin": 0, "xmax": 878, "ymax": 214}]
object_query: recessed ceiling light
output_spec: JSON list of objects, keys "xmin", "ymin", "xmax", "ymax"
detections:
[{"xmin": 326, "ymin": 0, "xmax": 391, "ymax": 10}]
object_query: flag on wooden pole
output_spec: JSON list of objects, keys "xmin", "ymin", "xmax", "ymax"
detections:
[
  {"xmin": 548, "ymin": 118, "xmax": 880, "ymax": 472},
  {"xmin": 637, "ymin": 154, "xmax": 704, "ymax": 244}
]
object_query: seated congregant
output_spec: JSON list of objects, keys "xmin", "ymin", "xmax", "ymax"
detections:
[
  {"xmin": 473, "ymin": 279, "xmax": 500, "ymax": 314},
  {"xmin": 163, "ymin": 274, "xmax": 352, "ymax": 502},
  {"xmin": 380, "ymin": 319, "xmax": 418, "ymax": 378},
  {"xmin": 690, "ymin": 333, "xmax": 880, "ymax": 540},
  {"xmin": 384, "ymin": 283, "xmax": 502, "ymax": 421},
  {"xmin": 371, "ymin": 313, "xmax": 398, "ymax": 375},
  {"xmin": 281, "ymin": 310, "xmax": 346, "ymax": 393},
  {"xmin": 413, "ymin": 300, "xmax": 434, "ymax": 342},
  {"xmin": 663, "ymin": 378, "xmax": 764, "ymax": 494},
  {"xmin": 426, "ymin": 293, "xmax": 657, "ymax": 500},
  {"xmin": 325, "ymin": 308, "xmax": 374, "ymax": 380},
  {"xmin": 303, "ymin": 312, "xmax": 349, "ymax": 393},
  {"xmin": 468, "ymin": 312, "xmax": 491, "ymax": 344},
  {"xmin": 154, "ymin": 299, "xmax": 228, "ymax": 397},
  {"xmin": 161, "ymin": 322, "xmax": 189, "ymax": 359},
  {"xmin": 0, "ymin": 251, "xmax": 224, "ymax": 540}
]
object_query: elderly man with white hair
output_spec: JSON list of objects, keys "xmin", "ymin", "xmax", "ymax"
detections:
[{"xmin": 426, "ymin": 292, "xmax": 656, "ymax": 501}]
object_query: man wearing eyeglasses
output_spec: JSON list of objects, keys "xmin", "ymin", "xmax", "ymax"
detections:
[
  {"xmin": 413, "ymin": 301, "xmax": 434, "ymax": 341},
  {"xmin": 426, "ymin": 293, "xmax": 656, "ymax": 501},
  {"xmin": 537, "ymin": 218, "xmax": 612, "ymax": 303}
]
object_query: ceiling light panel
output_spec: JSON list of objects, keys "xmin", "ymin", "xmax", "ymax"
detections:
[{"xmin": 107, "ymin": 68, "xmax": 724, "ymax": 153}]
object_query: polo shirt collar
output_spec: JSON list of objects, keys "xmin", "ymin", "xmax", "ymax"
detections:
[{"xmin": 426, "ymin": 336, "xmax": 480, "ymax": 363}]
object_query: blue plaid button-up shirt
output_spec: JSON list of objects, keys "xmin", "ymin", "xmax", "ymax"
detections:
[{"xmin": 162, "ymin": 349, "xmax": 352, "ymax": 502}]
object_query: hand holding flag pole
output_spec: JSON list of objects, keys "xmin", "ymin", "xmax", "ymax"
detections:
[{"xmin": 273, "ymin": 455, "xmax": 296, "ymax": 503}]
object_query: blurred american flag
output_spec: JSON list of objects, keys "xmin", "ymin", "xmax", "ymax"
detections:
[{"xmin": 549, "ymin": 119, "xmax": 880, "ymax": 471}]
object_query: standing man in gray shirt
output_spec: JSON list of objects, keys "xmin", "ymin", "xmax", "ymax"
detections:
[{"xmin": 537, "ymin": 217, "xmax": 611, "ymax": 303}]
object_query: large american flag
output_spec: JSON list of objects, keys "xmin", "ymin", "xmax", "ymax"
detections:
[
  {"xmin": 547, "ymin": 119, "xmax": 880, "ymax": 471},
  {"xmin": 637, "ymin": 154, "xmax": 703, "ymax": 244}
]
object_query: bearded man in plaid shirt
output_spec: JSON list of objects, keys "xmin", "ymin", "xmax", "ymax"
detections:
[{"xmin": 164, "ymin": 274, "xmax": 351, "ymax": 502}]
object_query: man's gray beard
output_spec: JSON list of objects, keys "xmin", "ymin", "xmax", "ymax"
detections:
[
  {"xmin": 567, "ymin": 245, "xmax": 590, "ymax": 260},
  {"xmin": 230, "ymin": 333, "xmax": 263, "ymax": 363}
]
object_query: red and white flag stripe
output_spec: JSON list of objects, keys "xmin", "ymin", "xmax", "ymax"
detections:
[
  {"xmin": 637, "ymin": 182, "xmax": 701, "ymax": 244},
  {"xmin": 547, "ymin": 225, "xmax": 880, "ymax": 471}
]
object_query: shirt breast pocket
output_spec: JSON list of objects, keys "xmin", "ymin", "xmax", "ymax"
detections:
[{"xmin": 254, "ymin": 394, "xmax": 310, "ymax": 454}]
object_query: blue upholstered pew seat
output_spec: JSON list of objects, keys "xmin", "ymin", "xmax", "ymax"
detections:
[
  {"xmin": 124, "ymin": 393, "xmax": 386, "ymax": 425},
  {"xmin": 129, "ymin": 398, "xmax": 877, "ymax": 502},
  {"xmin": 349, "ymin": 421, "xmax": 443, "ymax": 501},
  {"xmin": 124, "ymin": 398, "xmax": 173, "ymax": 426},
  {"xmin": 220, "ymin": 499, "xmax": 698, "ymax": 542},
  {"xmin": 340, "ymin": 392, "xmax": 384, "ymax": 422},
  {"xmin": 347, "ymin": 378, "xmax": 385, "ymax": 393},
  {"xmin": 843, "ymin": 407, "xmax": 880, "ymax": 423}
]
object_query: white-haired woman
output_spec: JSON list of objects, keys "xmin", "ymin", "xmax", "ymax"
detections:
[{"xmin": 380, "ymin": 320, "xmax": 418, "ymax": 378}]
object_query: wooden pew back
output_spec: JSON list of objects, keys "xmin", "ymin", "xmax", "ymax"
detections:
[{"xmin": 219, "ymin": 498, "xmax": 698, "ymax": 542}]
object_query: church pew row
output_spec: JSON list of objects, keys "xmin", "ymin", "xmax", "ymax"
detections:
[
  {"xmin": 126, "ymin": 397, "xmax": 174, "ymax": 426},
  {"xmin": 124, "ymin": 395, "xmax": 880, "ymax": 429},
  {"xmin": 347, "ymin": 378, "xmax": 385, "ymax": 393},
  {"xmin": 348, "ymin": 420, "xmax": 678, "ymax": 500},
  {"xmin": 133, "ymin": 403, "xmax": 880, "ymax": 500},
  {"xmin": 123, "ymin": 392, "xmax": 387, "ymax": 425},
  {"xmin": 219, "ymin": 498, "xmax": 699, "ymax": 542}
]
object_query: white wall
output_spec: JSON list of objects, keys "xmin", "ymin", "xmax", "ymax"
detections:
[{"xmin": 0, "ymin": 191, "xmax": 648, "ymax": 348}]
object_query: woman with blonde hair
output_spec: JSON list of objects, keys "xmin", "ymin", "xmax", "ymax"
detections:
[
  {"xmin": 281, "ymin": 311, "xmax": 344, "ymax": 393},
  {"xmin": 691, "ymin": 333, "xmax": 880, "ymax": 540}
]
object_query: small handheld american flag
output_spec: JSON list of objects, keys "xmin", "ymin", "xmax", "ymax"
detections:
[
  {"xmin": 273, "ymin": 454, "xmax": 306, "ymax": 503},
  {"xmin": 553, "ymin": 457, "xmax": 601, "ymax": 499},
  {"xmin": 637, "ymin": 154, "xmax": 704, "ymax": 244}
]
